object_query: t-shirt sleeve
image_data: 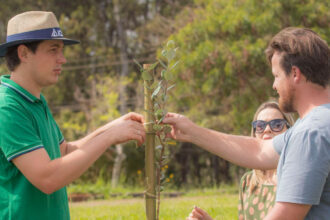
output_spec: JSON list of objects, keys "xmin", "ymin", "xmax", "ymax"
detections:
[
  {"xmin": 0, "ymin": 103, "xmax": 43, "ymax": 161},
  {"xmin": 276, "ymin": 129, "xmax": 330, "ymax": 205},
  {"xmin": 273, "ymin": 131, "xmax": 288, "ymax": 155},
  {"xmin": 54, "ymin": 120, "xmax": 64, "ymax": 145}
]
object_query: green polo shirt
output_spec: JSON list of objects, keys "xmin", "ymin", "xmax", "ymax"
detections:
[{"xmin": 0, "ymin": 75, "xmax": 69, "ymax": 220}]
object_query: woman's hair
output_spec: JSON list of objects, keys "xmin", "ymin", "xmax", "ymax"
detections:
[
  {"xmin": 248, "ymin": 101, "xmax": 295, "ymax": 194},
  {"xmin": 250, "ymin": 101, "xmax": 295, "ymax": 137}
]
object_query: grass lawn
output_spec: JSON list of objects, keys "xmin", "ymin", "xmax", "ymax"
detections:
[{"xmin": 69, "ymin": 188, "xmax": 238, "ymax": 220}]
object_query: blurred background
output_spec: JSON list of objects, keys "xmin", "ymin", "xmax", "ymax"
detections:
[{"xmin": 0, "ymin": 0, "xmax": 328, "ymax": 203}]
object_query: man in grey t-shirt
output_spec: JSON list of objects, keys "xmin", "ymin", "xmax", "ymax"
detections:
[
  {"xmin": 273, "ymin": 104, "xmax": 330, "ymax": 219},
  {"xmin": 164, "ymin": 27, "xmax": 330, "ymax": 220}
]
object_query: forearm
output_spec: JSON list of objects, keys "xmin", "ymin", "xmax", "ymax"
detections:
[
  {"xmin": 24, "ymin": 131, "xmax": 115, "ymax": 194},
  {"xmin": 188, "ymin": 124, "xmax": 277, "ymax": 169},
  {"xmin": 14, "ymin": 112, "xmax": 145, "ymax": 194},
  {"xmin": 63, "ymin": 124, "xmax": 109, "ymax": 155},
  {"xmin": 70, "ymin": 125, "xmax": 106, "ymax": 149},
  {"xmin": 264, "ymin": 202, "xmax": 310, "ymax": 220}
]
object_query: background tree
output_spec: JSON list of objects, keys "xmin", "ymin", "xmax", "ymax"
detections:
[{"xmin": 0, "ymin": 0, "xmax": 328, "ymax": 189}]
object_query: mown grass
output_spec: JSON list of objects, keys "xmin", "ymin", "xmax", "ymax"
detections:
[{"xmin": 69, "ymin": 186, "xmax": 238, "ymax": 220}]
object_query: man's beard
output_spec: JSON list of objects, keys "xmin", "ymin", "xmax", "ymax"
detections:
[{"xmin": 279, "ymin": 85, "xmax": 296, "ymax": 113}]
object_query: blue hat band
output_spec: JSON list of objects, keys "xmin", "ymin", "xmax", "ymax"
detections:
[{"xmin": 7, "ymin": 27, "xmax": 64, "ymax": 42}]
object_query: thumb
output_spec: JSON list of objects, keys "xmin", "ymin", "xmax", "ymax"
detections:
[
  {"xmin": 162, "ymin": 116, "xmax": 177, "ymax": 125},
  {"xmin": 125, "ymin": 112, "xmax": 144, "ymax": 123},
  {"xmin": 194, "ymin": 206, "xmax": 208, "ymax": 216}
]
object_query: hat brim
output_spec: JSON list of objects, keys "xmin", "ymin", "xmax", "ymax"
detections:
[{"xmin": 0, "ymin": 38, "xmax": 80, "ymax": 57}]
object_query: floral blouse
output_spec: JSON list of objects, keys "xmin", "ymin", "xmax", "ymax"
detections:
[{"xmin": 238, "ymin": 171, "xmax": 276, "ymax": 220}]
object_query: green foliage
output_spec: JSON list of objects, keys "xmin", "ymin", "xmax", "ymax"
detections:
[{"xmin": 166, "ymin": 0, "xmax": 329, "ymax": 135}]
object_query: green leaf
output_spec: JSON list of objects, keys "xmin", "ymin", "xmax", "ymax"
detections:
[
  {"xmin": 170, "ymin": 60, "xmax": 180, "ymax": 70},
  {"xmin": 167, "ymin": 84, "xmax": 176, "ymax": 91},
  {"xmin": 133, "ymin": 59, "xmax": 143, "ymax": 70},
  {"xmin": 166, "ymin": 48, "xmax": 175, "ymax": 61},
  {"xmin": 161, "ymin": 70, "xmax": 166, "ymax": 78},
  {"xmin": 159, "ymin": 59, "xmax": 168, "ymax": 69},
  {"xmin": 152, "ymin": 86, "xmax": 161, "ymax": 99},
  {"xmin": 155, "ymin": 109, "xmax": 164, "ymax": 116},
  {"xmin": 164, "ymin": 70, "xmax": 173, "ymax": 81},
  {"xmin": 153, "ymin": 124, "xmax": 162, "ymax": 131},
  {"xmin": 142, "ymin": 71, "xmax": 152, "ymax": 81},
  {"xmin": 158, "ymin": 113, "xmax": 167, "ymax": 124},
  {"xmin": 161, "ymin": 50, "xmax": 167, "ymax": 58},
  {"xmin": 167, "ymin": 40, "xmax": 175, "ymax": 48},
  {"xmin": 146, "ymin": 61, "xmax": 159, "ymax": 71},
  {"xmin": 151, "ymin": 81, "xmax": 158, "ymax": 89}
]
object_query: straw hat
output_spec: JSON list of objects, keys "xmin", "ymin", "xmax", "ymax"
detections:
[{"xmin": 0, "ymin": 11, "xmax": 79, "ymax": 57}]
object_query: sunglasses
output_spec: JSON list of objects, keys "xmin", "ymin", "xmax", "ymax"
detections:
[{"xmin": 252, "ymin": 119, "xmax": 290, "ymax": 134}]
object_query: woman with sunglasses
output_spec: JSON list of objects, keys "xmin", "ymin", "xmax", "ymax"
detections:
[{"xmin": 186, "ymin": 101, "xmax": 295, "ymax": 220}]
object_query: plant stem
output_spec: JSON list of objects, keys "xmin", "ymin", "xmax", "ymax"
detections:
[{"xmin": 156, "ymin": 134, "xmax": 166, "ymax": 220}]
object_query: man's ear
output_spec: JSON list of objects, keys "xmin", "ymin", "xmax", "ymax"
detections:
[
  {"xmin": 291, "ymin": 66, "xmax": 303, "ymax": 84},
  {"xmin": 17, "ymin": 45, "xmax": 30, "ymax": 62}
]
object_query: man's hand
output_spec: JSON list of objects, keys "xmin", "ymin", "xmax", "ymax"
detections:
[
  {"xmin": 105, "ymin": 112, "xmax": 146, "ymax": 146},
  {"xmin": 186, "ymin": 206, "xmax": 213, "ymax": 220},
  {"xmin": 163, "ymin": 112, "xmax": 197, "ymax": 142}
]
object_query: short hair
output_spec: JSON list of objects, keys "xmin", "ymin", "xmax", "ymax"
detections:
[
  {"xmin": 5, "ymin": 41, "xmax": 43, "ymax": 71},
  {"xmin": 265, "ymin": 27, "xmax": 330, "ymax": 88}
]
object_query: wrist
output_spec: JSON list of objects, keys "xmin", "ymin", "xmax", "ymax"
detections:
[{"xmin": 186, "ymin": 122, "xmax": 202, "ymax": 143}]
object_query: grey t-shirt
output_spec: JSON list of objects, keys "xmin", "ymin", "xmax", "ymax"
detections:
[{"xmin": 273, "ymin": 103, "xmax": 330, "ymax": 219}]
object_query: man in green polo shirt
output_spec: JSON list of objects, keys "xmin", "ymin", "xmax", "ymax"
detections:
[{"xmin": 0, "ymin": 11, "xmax": 146, "ymax": 220}]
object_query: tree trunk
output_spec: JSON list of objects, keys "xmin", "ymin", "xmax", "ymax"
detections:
[
  {"xmin": 111, "ymin": 0, "xmax": 129, "ymax": 188},
  {"xmin": 111, "ymin": 143, "xmax": 127, "ymax": 187}
]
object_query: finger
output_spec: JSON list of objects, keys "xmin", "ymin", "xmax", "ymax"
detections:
[
  {"xmin": 165, "ymin": 112, "xmax": 179, "ymax": 118},
  {"xmin": 127, "ymin": 120, "xmax": 145, "ymax": 132},
  {"xmin": 136, "ymin": 129, "xmax": 146, "ymax": 143},
  {"xmin": 132, "ymin": 133, "xmax": 143, "ymax": 146},
  {"xmin": 191, "ymin": 210, "xmax": 203, "ymax": 219},
  {"xmin": 130, "ymin": 120, "xmax": 145, "ymax": 131},
  {"xmin": 194, "ymin": 206, "xmax": 208, "ymax": 216},
  {"xmin": 126, "ymin": 112, "xmax": 145, "ymax": 123},
  {"xmin": 162, "ymin": 116, "xmax": 178, "ymax": 125}
]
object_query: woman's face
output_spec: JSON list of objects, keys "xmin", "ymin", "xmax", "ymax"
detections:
[{"xmin": 255, "ymin": 108, "xmax": 288, "ymax": 140}]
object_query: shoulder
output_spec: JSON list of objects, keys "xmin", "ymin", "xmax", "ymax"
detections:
[
  {"xmin": 286, "ymin": 105, "xmax": 330, "ymax": 148},
  {"xmin": 0, "ymin": 93, "xmax": 31, "ymax": 123},
  {"xmin": 0, "ymin": 85, "xmax": 26, "ymax": 107},
  {"xmin": 297, "ymin": 104, "xmax": 330, "ymax": 131}
]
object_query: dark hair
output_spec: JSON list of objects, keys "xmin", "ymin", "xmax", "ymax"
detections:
[
  {"xmin": 5, "ymin": 41, "xmax": 43, "ymax": 71},
  {"xmin": 265, "ymin": 27, "xmax": 330, "ymax": 88}
]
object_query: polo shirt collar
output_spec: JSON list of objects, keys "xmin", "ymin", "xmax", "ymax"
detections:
[{"xmin": 0, "ymin": 75, "xmax": 40, "ymax": 103}]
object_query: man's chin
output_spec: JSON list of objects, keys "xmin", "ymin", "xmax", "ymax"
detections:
[{"xmin": 279, "ymin": 99, "xmax": 296, "ymax": 113}]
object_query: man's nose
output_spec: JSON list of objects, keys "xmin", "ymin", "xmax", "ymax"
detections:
[{"xmin": 57, "ymin": 52, "xmax": 66, "ymax": 64}]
